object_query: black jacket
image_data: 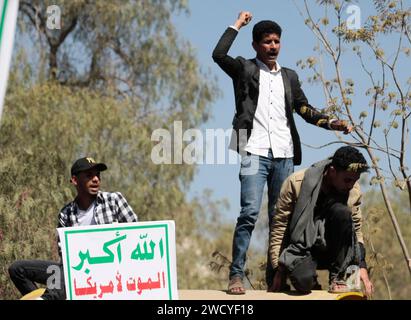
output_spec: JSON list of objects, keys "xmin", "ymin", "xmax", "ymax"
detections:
[{"xmin": 212, "ymin": 27, "xmax": 333, "ymax": 165}]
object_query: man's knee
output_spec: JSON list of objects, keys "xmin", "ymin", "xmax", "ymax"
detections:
[
  {"xmin": 237, "ymin": 210, "xmax": 259, "ymax": 228},
  {"xmin": 288, "ymin": 257, "xmax": 317, "ymax": 293},
  {"xmin": 8, "ymin": 260, "xmax": 26, "ymax": 278},
  {"xmin": 290, "ymin": 272, "xmax": 317, "ymax": 293},
  {"xmin": 329, "ymin": 203, "xmax": 352, "ymax": 225}
]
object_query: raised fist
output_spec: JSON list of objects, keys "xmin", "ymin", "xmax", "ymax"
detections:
[{"xmin": 235, "ymin": 11, "xmax": 252, "ymax": 29}]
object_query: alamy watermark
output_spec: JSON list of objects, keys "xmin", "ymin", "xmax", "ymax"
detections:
[
  {"xmin": 151, "ymin": 121, "xmax": 240, "ymax": 165},
  {"xmin": 46, "ymin": 5, "xmax": 61, "ymax": 30},
  {"xmin": 346, "ymin": 4, "xmax": 361, "ymax": 30},
  {"xmin": 151, "ymin": 121, "xmax": 260, "ymax": 174},
  {"xmin": 46, "ymin": 265, "xmax": 61, "ymax": 290},
  {"xmin": 44, "ymin": 4, "xmax": 361, "ymax": 31}
]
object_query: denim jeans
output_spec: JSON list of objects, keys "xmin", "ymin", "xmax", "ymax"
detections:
[{"xmin": 230, "ymin": 150, "xmax": 294, "ymax": 282}]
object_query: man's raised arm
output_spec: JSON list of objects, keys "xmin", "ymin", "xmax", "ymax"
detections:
[{"xmin": 212, "ymin": 11, "xmax": 252, "ymax": 78}]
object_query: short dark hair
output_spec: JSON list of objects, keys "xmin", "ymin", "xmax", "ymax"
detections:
[
  {"xmin": 252, "ymin": 20, "xmax": 282, "ymax": 42},
  {"xmin": 331, "ymin": 146, "xmax": 369, "ymax": 173}
]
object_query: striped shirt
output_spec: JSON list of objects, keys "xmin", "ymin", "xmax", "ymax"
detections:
[
  {"xmin": 58, "ymin": 191, "xmax": 137, "ymax": 227},
  {"xmin": 57, "ymin": 191, "xmax": 137, "ymax": 255}
]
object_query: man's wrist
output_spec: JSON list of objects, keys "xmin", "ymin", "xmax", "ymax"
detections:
[
  {"xmin": 232, "ymin": 21, "xmax": 243, "ymax": 30},
  {"xmin": 360, "ymin": 267, "xmax": 370, "ymax": 280}
]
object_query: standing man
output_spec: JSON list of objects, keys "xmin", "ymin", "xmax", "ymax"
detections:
[
  {"xmin": 268, "ymin": 146, "xmax": 373, "ymax": 297},
  {"xmin": 212, "ymin": 11, "xmax": 352, "ymax": 294},
  {"xmin": 9, "ymin": 157, "xmax": 138, "ymax": 300}
]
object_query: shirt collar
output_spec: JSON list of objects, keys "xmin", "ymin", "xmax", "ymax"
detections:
[
  {"xmin": 72, "ymin": 191, "xmax": 103, "ymax": 211},
  {"xmin": 256, "ymin": 58, "xmax": 281, "ymax": 73}
]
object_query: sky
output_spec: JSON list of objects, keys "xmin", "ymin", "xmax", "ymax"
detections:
[
  {"xmin": 172, "ymin": 0, "xmax": 397, "ymax": 222},
  {"xmin": 7, "ymin": 0, "xmax": 408, "ymax": 224}
]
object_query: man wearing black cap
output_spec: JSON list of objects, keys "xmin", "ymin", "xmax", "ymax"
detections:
[
  {"xmin": 61, "ymin": 157, "xmax": 136, "ymax": 227},
  {"xmin": 212, "ymin": 11, "xmax": 353, "ymax": 294},
  {"xmin": 8, "ymin": 157, "xmax": 137, "ymax": 299}
]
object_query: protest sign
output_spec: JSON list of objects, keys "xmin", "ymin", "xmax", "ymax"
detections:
[
  {"xmin": 0, "ymin": 0, "xmax": 19, "ymax": 121},
  {"xmin": 58, "ymin": 220, "xmax": 178, "ymax": 300}
]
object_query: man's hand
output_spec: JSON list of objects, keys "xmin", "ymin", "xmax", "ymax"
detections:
[
  {"xmin": 329, "ymin": 119, "xmax": 353, "ymax": 134},
  {"xmin": 360, "ymin": 267, "xmax": 374, "ymax": 297},
  {"xmin": 234, "ymin": 11, "xmax": 252, "ymax": 30}
]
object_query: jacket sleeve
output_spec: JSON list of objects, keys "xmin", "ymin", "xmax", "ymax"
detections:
[
  {"xmin": 350, "ymin": 185, "xmax": 364, "ymax": 244},
  {"xmin": 269, "ymin": 174, "xmax": 297, "ymax": 269},
  {"xmin": 212, "ymin": 27, "xmax": 242, "ymax": 79},
  {"xmin": 288, "ymin": 69, "xmax": 335, "ymax": 130}
]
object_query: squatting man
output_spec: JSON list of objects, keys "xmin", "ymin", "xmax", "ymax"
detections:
[{"xmin": 268, "ymin": 146, "xmax": 374, "ymax": 296}]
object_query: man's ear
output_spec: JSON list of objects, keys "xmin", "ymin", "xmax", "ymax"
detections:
[
  {"xmin": 252, "ymin": 41, "xmax": 257, "ymax": 51},
  {"xmin": 328, "ymin": 165, "xmax": 337, "ymax": 177},
  {"xmin": 70, "ymin": 175, "xmax": 78, "ymax": 186}
]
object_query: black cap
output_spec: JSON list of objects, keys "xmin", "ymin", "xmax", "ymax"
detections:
[{"xmin": 70, "ymin": 157, "xmax": 107, "ymax": 176}]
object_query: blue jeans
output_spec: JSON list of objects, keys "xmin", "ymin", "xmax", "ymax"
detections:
[{"xmin": 230, "ymin": 150, "xmax": 294, "ymax": 281}]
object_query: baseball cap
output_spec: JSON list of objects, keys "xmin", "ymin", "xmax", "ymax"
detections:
[{"xmin": 70, "ymin": 157, "xmax": 108, "ymax": 176}]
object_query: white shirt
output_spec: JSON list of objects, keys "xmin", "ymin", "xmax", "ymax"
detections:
[
  {"xmin": 76, "ymin": 201, "xmax": 97, "ymax": 226},
  {"xmin": 244, "ymin": 59, "xmax": 294, "ymax": 158}
]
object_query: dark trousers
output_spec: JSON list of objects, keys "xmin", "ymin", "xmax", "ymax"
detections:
[
  {"xmin": 288, "ymin": 202, "xmax": 354, "ymax": 292},
  {"xmin": 8, "ymin": 260, "xmax": 66, "ymax": 299}
]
